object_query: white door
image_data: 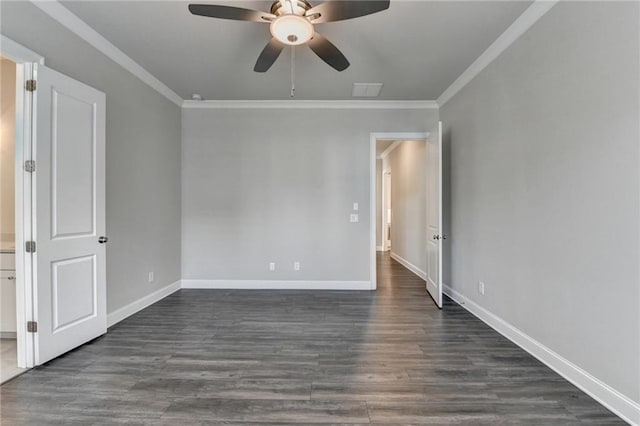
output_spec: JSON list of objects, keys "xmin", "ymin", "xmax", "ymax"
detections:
[
  {"xmin": 33, "ymin": 64, "xmax": 106, "ymax": 364},
  {"xmin": 426, "ymin": 122, "xmax": 443, "ymax": 308}
]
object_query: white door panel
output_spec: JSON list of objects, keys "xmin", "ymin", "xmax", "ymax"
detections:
[
  {"xmin": 426, "ymin": 122, "xmax": 443, "ymax": 308},
  {"xmin": 34, "ymin": 64, "xmax": 106, "ymax": 364},
  {"xmin": 52, "ymin": 90, "xmax": 96, "ymax": 238},
  {"xmin": 52, "ymin": 255, "xmax": 96, "ymax": 331}
]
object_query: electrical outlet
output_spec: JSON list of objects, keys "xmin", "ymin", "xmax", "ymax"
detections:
[
  {"xmin": 293, "ymin": 261, "xmax": 300, "ymax": 271},
  {"xmin": 148, "ymin": 272, "xmax": 154, "ymax": 283},
  {"xmin": 350, "ymin": 214, "xmax": 359, "ymax": 223},
  {"xmin": 478, "ymin": 281, "xmax": 485, "ymax": 295},
  {"xmin": 269, "ymin": 262, "xmax": 276, "ymax": 271}
]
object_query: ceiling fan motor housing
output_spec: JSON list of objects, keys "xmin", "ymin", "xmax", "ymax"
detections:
[{"xmin": 270, "ymin": 0, "xmax": 313, "ymax": 16}]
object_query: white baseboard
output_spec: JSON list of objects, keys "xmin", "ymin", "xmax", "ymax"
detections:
[
  {"xmin": 443, "ymin": 284, "xmax": 640, "ymax": 425},
  {"xmin": 181, "ymin": 280, "xmax": 372, "ymax": 290},
  {"xmin": 376, "ymin": 245, "xmax": 384, "ymax": 251},
  {"xmin": 107, "ymin": 280, "xmax": 181, "ymax": 328},
  {"xmin": 390, "ymin": 252, "xmax": 426, "ymax": 280}
]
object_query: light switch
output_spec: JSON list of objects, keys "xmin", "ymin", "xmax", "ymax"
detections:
[
  {"xmin": 294, "ymin": 261, "xmax": 300, "ymax": 271},
  {"xmin": 269, "ymin": 262, "xmax": 276, "ymax": 271},
  {"xmin": 353, "ymin": 202, "xmax": 359, "ymax": 211},
  {"xmin": 350, "ymin": 214, "xmax": 359, "ymax": 223}
]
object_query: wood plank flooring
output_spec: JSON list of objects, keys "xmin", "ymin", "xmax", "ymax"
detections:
[
  {"xmin": 0, "ymin": 253, "xmax": 623, "ymax": 424},
  {"xmin": 0, "ymin": 339, "xmax": 26, "ymax": 384}
]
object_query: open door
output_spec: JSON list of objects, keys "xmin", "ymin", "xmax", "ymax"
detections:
[
  {"xmin": 426, "ymin": 121, "xmax": 443, "ymax": 308},
  {"xmin": 33, "ymin": 64, "xmax": 106, "ymax": 364}
]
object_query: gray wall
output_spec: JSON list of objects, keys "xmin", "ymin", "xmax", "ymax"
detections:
[
  {"xmin": 182, "ymin": 108, "xmax": 438, "ymax": 283},
  {"xmin": 388, "ymin": 141, "xmax": 427, "ymax": 273},
  {"xmin": 440, "ymin": 1, "xmax": 639, "ymax": 403},
  {"xmin": 1, "ymin": 2, "xmax": 182, "ymax": 313}
]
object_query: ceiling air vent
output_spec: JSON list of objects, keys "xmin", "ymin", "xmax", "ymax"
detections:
[{"xmin": 352, "ymin": 83, "xmax": 383, "ymax": 98}]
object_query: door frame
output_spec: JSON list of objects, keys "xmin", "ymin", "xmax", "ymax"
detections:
[
  {"xmin": 1, "ymin": 35, "xmax": 45, "ymax": 369},
  {"xmin": 381, "ymin": 169, "xmax": 391, "ymax": 251},
  {"xmin": 369, "ymin": 132, "xmax": 429, "ymax": 290}
]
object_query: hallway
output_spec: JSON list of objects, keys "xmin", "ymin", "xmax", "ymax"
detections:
[{"xmin": 0, "ymin": 253, "xmax": 621, "ymax": 424}]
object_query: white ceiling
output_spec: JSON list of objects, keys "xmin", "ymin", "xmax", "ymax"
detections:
[{"xmin": 61, "ymin": 1, "xmax": 532, "ymax": 101}]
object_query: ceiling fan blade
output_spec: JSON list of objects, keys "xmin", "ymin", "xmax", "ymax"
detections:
[
  {"xmin": 308, "ymin": 32, "xmax": 350, "ymax": 71},
  {"xmin": 305, "ymin": 0, "xmax": 390, "ymax": 23},
  {"xmin": 254, "ymin": 38, "xmax": 285, "ymax": 72},
  {"xmin": 188, "ymin": 4, "xmax": 274, "ymax": 22}
]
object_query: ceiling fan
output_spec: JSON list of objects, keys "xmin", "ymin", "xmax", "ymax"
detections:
[{"xmin": 188, "ymin": 0, "xmax": 390, "ymax": 72}]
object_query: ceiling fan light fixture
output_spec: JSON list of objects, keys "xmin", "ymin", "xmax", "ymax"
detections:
[{"xmin": 270, "ymin": 15, "xmax": 313, "ymax": 46}]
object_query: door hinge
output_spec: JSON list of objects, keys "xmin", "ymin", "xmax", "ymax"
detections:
[
  {"xmin": 24, "ymin": 160, "xmax": 36, "ymax": 173},
  {"xmin": 25, "ymin": 241, "xmax": 36, "ymax": 253},
  {"xmin": 26, "ymin": 79, "xmax": 37, "ymax": 92},
  {"xmin": 27, "ymin": 321, "xmax": 38, "ymax": 333}
]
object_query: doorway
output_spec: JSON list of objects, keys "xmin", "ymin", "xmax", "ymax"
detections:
[
  {"xmin": 375, "ymin": 138, "xmax": 427, "ymax": 279},
  {"xmin": 1, "ymin": 55, "xmax": 26, "ymax": 382},
  {"xmin": 0, "ymin": 51, "xmax": 32, "ymax": 382},
  {"xmin": 370, "ymin": 130, "xmax": 443, "ymax": 308}
]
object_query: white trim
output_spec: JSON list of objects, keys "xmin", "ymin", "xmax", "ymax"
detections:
[
  {"xmin": 443, "ymin": 284, "xmax": 640, "ymax": 425},
  {"xmin": 30, "ymin": 1, "xmax": 183, "ymax": 106},
  {"xmin": 14, "ymin": 63, "xmax": 31, "ymax": 369},
  {"xmin": 437, "ymin": 0, "xmax": 558, "ymax": 107},
  {"xmin": 107, "ymin": 280, "xmax": 181, "ymax": 328},
  {"xmin": 390, "ymin": 252, "xmax": 426, "ymax": 281},
  {"xmin": 381, "ymin": 169, "xmax": 391, "ymax": 251},
  {"xmin": 376, "ymin": 245, "xmax": 384, "ymax": 251},
  {"xmin": 370, "ymin": 132, "xmax": 429, "ymax": 291},
  {"xmin": 183, "ymin": 100, "xmax": 439, "ymax": 109},
  {"xmin": 378, "ymin": 140, "xmax": 402, "ymax": 160},
  {"xmin": 0, "ymin": 35, "xmax": 44, "ymax": 65},
  {"xmin": 181, "ymin": 280, "xmax": 372, "ymax": 290}
]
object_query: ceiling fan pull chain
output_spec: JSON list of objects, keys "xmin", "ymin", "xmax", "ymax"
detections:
[{"xmin": 290, "ymin": 46, "xmax": 296, "ymax": 98}]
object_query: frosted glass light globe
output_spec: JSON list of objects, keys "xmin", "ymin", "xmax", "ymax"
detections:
[{"xmin": 270, "ymin": 15, "xmax": 314, "ymax": 46}]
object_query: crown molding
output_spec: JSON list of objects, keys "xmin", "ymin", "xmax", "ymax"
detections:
[
  {"xmin": 28, "ymin": 0, "xmax": 558, "ymax": 111},
  {"xmin": 437, "ymin": 0, "xmax": 558, "ymax": 107},
  {"xmin": 182, "ymin": 100, "xmax": 439, "ymax": 109},
  {"xmin": 31, "ymin": 1, "xmax": 183, "ymax": 106}
]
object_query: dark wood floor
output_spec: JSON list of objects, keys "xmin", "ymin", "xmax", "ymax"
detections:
[{"xmin": 0, "ymin": 253, "xmax": 622, "ymax": 424}]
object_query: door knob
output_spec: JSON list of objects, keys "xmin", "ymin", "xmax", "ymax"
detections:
[
  {"xmin": 433, "ymin": 235, "xmax": 440, "ymax": 240},
  {"xmin": 98, "ymin": 236, "xmax": 109, "ymax": 244}
]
